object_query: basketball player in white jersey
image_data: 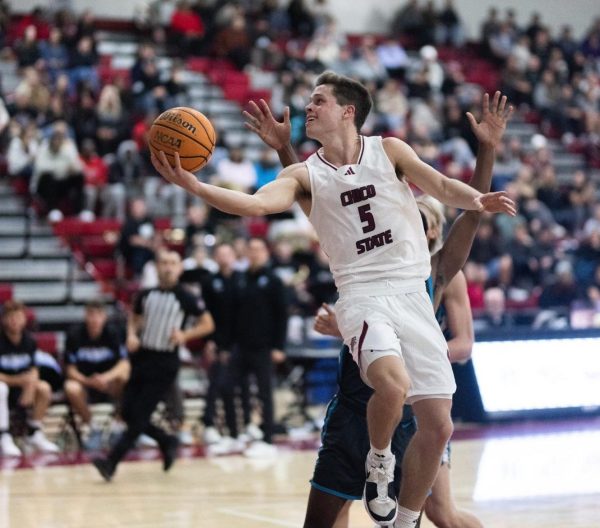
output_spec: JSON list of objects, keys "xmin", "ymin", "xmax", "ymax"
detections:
[{"xmin": 151, "ymin": 72, "xmax": 516, "ymax": 527}]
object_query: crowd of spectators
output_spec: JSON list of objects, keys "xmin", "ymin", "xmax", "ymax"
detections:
[{"xmin": 1, "ymin": 0, "xmax": 600, "ymax": 338}]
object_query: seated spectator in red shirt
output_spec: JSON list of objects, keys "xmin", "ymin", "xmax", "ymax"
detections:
[
  {"xmin": 169, "ymin": 1, "xmax": 205, "ymax": 56},
  {"xmin": 80, "ymin": 138, "xmax": 108, "ymax": 217}
]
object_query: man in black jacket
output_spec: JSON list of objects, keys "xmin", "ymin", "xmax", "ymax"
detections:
[
  {"xmin": 201, "ymin": 242, "xmax": 242, "ymax": 444},
  {"xmin": 234, "ymin": 237, "xmax": 288, "ymax": 453}
]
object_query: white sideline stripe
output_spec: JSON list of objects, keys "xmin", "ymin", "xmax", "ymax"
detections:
[{"xmin": 217, "ymin": 508, "xmax": 298, "ymax": 527}]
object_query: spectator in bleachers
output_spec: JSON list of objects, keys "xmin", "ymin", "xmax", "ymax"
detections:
[
  {"xmin": 15, "ymin": 24, "xmax": 42, "ymax": 69},
  {"xmin": 63, "ymin": 301, "xmax": 129, "ymax": 450},
  {"xmin": 92, "ymin": 250, "xmax": 214, "ymax": 481},
  {"xmin": 67, "ymin": 35, "xmax": 99, "ymax": 93},
  {"xmin": 31, "ymin": 121, "xmax": 84, "ymax": 221},
  {"xmin": 180, "ymin": 243, "xmax": 217, "ymax": 286},
  {"xmin": 212, "ymin": 13, "xmax": 252, "ymax": 70},
  {"xmin": 71, "ymin": 85, "xmax": 97, "ymax": 145},
  {"xmin": 214, "ymin": 146, "xmax": 257, "ymax": 193},
  {"xmin": 375, "ymin": 78, "xmax": 408, "ymax": 136},
  {"xmin": 539, "ymin": 260, "xmax": 579, "ymax": 310},
  {"xmin": 469, "ymin": 218, "xmax": 509, "ymax": 284},
  {"xmin": 304, "ymin": 18, "xmax": 345, "ymax": 69},
  {"xmin": 254, "ymin": 146, "xmax": 281, "ymax": 189},
  {"xmin": 436, "ymin": 0, "xmax": 464, "ymax": 47},
  {"xmin": 39, "ymin": 27, "xmax": 69, "ymax": 83},
  {"xmin": 350, "ymin": 36, "xmax": 388, "ymax": 84},
  {"xmin": 12, "ymin": 67, "xmax": 51, "ymax": 119},
  {"xmin": 102, "ymin": 140, "xmax": 142, "ymax": 221},
  {"xmin": 79, "ymin": 138, "xmax": 109, "ymax": 218},
  {"xmin": 118, "ymin": 197, "xmax": 156, "ymax": 277},
  {"xmin": 584, "ymin": 264, "xmax": 600, "ymax": 309},
  {"xmin": 574, "ymin": 229, "xmax": 600, "ymax": 286},
  {"xmin": 0, "ymin": 300, "xmax": 60, "ymax": 456},
  {"xmin": 7, "ymin": 122, "xmax": 39, "ymax": 185},
  {"xmin": 184, "ymin": 203, "xmax": 213, "ymax": 254},
  {"xmin": 376, "ymin": 37, "xmax": 409, "ymax": 80},
  {"xmin": 478, "ymin": 287, "xmax": 514, "ymax": 329},
  {"xmin": 287, "ymin": 0, "xmax": 315, "ymax": 38},
  {"xmin": 95, "ymin": 85, "xmax": 127, "ymax": 156},
  {"xmin": 169, "ymin": 0, "xmax": 205, "ymax": 56},
  {"xmin": 391, "ymin": 0, "xmax": 424, "ymax": 45}
]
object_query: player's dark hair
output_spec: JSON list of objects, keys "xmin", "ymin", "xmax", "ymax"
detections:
[{"xmin": 315, "ymin": 71, "xmax": 373, "ymax": 131}]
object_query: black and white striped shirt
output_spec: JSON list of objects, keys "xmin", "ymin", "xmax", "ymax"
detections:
[{"xmin": 134, "ymin": 285, "xmax": 205, "ymax": 353}]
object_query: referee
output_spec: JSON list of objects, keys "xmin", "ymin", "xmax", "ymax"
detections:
[{"xmin": 92, "ymin": 250, "xmax": 214, "ymax": 481}]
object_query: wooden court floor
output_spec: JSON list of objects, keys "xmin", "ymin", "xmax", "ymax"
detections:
[{"xmin": 3, "ymin": 426, "xmax": 600, "ymax": 528}]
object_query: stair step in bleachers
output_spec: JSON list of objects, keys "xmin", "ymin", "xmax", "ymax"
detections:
[
  {"xmin": 0, "ymin": 197, "xmax": 25, "ymax": 214},
  {"xmin": 0, "ymin": 237, "xmax": 70, "ymax": 258},
  {"xmin": 31, "ymin": 305, "xmax": 87, "ymax": 328},
  {"xmin": 10, "ymin": 281, "xmax": 104, "ymax": 304},
  {"xmin": 0, "ymin": 217, "xmax": 53, "ymax": 236},
  {"xmin": 0, "ymin": 259, "xmax": 70, "ymax": 281}
]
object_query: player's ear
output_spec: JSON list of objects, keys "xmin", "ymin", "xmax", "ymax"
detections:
[{"xmin": 343, "ymin": 104, "xmax": 356, "ymax": 120}]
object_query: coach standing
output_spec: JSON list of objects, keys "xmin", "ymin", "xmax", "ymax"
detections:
[
  {"xmin": 92, "ymin": 250, "xmax": 214, "ymax": 481},
  {"xmin": 234, "ymin": 238, "xmax": 288, "ymax": 454}
]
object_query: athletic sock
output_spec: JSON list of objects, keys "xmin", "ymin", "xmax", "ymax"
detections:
[
  {"xmin": 370, "ymin": 443, "xmax": 392, "ymax": 459},
  {"xmin": 394, "ymin": 505, "xmax": 420, "ymax": 527},
  {"xmin": 27, "ymin": 420, "xmax": 41, "ymax": 436}
]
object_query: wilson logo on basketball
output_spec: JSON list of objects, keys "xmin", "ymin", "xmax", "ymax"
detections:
[
  {"xmin": 160, "ymin": 112, "xmax": 197, "ymax": 134},
  {"xmin": 153, "ymin": 131, "xmax": 183, "ymax": 149}
]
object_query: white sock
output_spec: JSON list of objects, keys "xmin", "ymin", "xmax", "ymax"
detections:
[
  {"xmin": 370, "ymin": 443, "xmax": 392, "ymax": 458},
  {"xmin": 27, "ymin": 420, "xmax": 42, "ymax": 432},
  {"xmin": 394, "ymin": 506, "xmax": 420, "ymax": 527}
]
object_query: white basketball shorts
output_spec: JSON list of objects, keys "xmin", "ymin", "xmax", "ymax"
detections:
[{"xmin": 335, "ymin": 279, "xmax": 456, "ymax": 403}]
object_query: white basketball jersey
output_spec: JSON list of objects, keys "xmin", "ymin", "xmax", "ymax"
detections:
[{"xmin": 306, "ymin": 135, "xmax": 431, "ymax": 289}]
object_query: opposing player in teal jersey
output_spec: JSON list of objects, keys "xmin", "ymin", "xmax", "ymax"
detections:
[{"xmin": 243, "ymin": 91, "xmax": 511, "ymax": 527}]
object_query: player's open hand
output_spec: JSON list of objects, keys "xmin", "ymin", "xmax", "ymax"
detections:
[
  {"xmin": 474, "ymin": 191, "xmax": 517, "ymax": 216},
  {"xmin": 243, "ymin": 99, "xmax": 291, "ymax": 151},
  {"xmin": 466, "ymin": 91, "xmax": 514, "ymax": 149},
  {"xmin": 151, "ymin": 151, "xmax": 198, "ymax": 192},
  {"xmin": 314, "ymin": 303, "xmax": 342, "ymax": 338}
]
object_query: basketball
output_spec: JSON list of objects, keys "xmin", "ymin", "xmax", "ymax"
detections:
[{"xmin": 149, "ymin": 107, "xmax": 216, "ymax": 172}]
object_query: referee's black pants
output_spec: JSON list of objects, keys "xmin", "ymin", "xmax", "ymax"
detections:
[
  {"xmin": 108, "ymin": 352, "xmax": 178, "ymax": 467},
  {"xmin": 236, "ymin": 347, "xmax": 274, "ymax": 443}
]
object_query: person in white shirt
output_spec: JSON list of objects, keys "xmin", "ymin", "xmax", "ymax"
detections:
[{"xmin": 31, "ymin": 121, "xmax": 84, "ymax": 219}]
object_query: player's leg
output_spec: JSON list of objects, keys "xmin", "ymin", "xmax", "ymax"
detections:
[
  {"xmin": 366, "ymin": 356, "xmax": 410, "ymax": 449},
  {"xmin": 393, "ymin": 290, "xmax": 456, "ymax": 527},
  {"xmin": 398, "ymin": 398, "xmax": 453, "ymax": 515},
  {"xmin": 26, "ymin": 380, "xmax": 60, "ymax": 453},
  {"xmin": 0, "ymin": 381, "xmax": 21, "ymax": 456},
  {"xmin": 424, "ymin": 462, "xmax": 483, "ymax": 528},
  {"xmin": 64, "ymin": 379, "xmax": 92, "ymax": 424},
  {"xmin": 303, "ymin": 488, "xmax": 349, "ymax": 528},
  {"xmin": 362, "ymin": 354, "xmax": 409, "ymax": 525}
]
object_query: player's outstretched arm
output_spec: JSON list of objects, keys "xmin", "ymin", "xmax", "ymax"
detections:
[
  {"xmin": 434, "ymin": 91, "xmax": 514, "ymax": 290},
  {"xmin": 466, "ymin": 90, "xmax": 514, "ymax": 192},
  {"xmin": 152, "ymin": 150, "xmax": 301, "ymax": 216},
  {"xmin": 387, "ymin": 139, "xmax": 516, "ymax": 215},
  {"xmin": 243, "ymin": 99, "xmax": 299, "ymax": 167}
]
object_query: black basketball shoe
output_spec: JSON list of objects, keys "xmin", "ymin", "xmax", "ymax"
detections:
[
  {"xmin": 160, "ymin": 434, "xmax": 180, "ymax": 472},
  {"xmin": 362, "ymin": 450, "xmax": 398, "ymax": 526},
  {"xmin": 92, "ymin": 457, "xmax": 115, "ymax": 482}
]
